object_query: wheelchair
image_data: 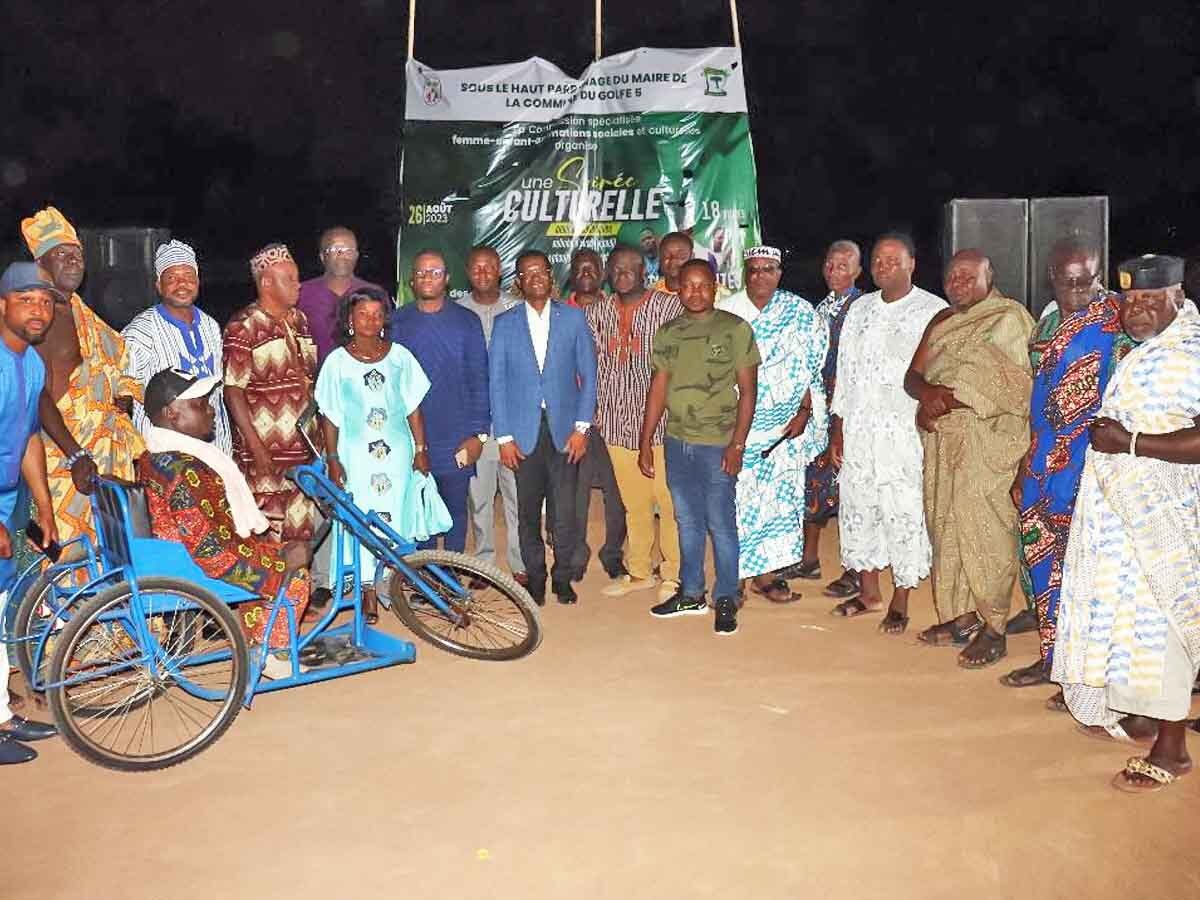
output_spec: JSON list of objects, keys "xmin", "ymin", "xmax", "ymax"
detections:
[{"xmin": 3, "ymin": 436, "xmax": 541, "ymax": 772}]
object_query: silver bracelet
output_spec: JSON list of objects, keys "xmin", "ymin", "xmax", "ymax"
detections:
[
  {"xmin": 1130, "ymin": 430, "xmax": 1140, "ymax": 457},
  {"xmin": 65, "ymin": 448, "xmax": 93, "ymax": 468}
]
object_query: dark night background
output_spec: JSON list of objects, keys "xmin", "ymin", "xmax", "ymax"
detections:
[{"xmin": 2, "ymin": 0, "xmax": 1198, "ymax": 321}]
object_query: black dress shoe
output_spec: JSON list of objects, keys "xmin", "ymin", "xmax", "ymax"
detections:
[
  {"xmin": 0, "ymin": 735, "xmax": 37, "ymax": 764},
  {"xmin": 0, "ymin": 715, "xmax": 57, "ymax": 742},
  {"xmin": 554, "ymin": 582, "xmax": 577, "ymax": 605}
]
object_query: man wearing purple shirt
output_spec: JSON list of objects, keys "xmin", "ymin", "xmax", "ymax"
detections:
[{"xmin": 297, "ymin": 226, "xmax": 379, "ymax": 366}]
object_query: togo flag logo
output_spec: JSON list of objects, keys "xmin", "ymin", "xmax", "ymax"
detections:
[
  {"xmin": 419, "ymin": 68, "xmax": 444, "ymax": 106},
  {"xmin": 703, "ymin": 67, "xmax": 729, "ymax": 97}
]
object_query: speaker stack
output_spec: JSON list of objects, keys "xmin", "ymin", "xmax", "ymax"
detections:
[
  {"xmin": 78, "ymin": 227, "xmax": 170, "ymax": 330},
  {"xmin": 943, "ymin": 197, "xmax": 1109, "ymax": 318}
]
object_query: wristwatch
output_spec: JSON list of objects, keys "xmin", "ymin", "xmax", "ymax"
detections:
[{"xmin": 414, "ymin": 444, "xmax": 429, "ymax": 453}]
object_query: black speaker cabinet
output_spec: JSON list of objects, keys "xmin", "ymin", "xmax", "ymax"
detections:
[
  {"xmin": 1028, "ymin": 197, "xmax": 1109, "ymax": 318},
  {"xmin": 78, "ymin": 227, "xmax": 171, "ymax": 330},
  {"xmin": 942, "ymin": 199, "xmax": 1029, "ymax": 309}
]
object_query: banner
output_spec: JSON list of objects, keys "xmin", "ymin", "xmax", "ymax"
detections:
[{"xmin": 398, "ymin": 47, "xmax": 761, "ymax": 301}]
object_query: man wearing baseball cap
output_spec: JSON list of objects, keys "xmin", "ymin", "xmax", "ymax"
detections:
[
  {"xmin": 138, "ymin": 367, "xmax": 311, "ymax": 679},
  {"xmin": 0, "ymin": 263, "xmax": 63, "ymax": 764}
]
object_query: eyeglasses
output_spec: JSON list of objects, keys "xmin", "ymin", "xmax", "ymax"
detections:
[
  {"xmin": 322, "ymin": 245, "xmax": 357, "ymax": 257},
  {"xmin": 413, "ymin": 267, "xmax": 447, "ymax": 279}
]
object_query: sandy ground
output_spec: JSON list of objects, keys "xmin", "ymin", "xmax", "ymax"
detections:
[{"xmin": 7, "ymin": 505, "xmax": 1200, "ymax": 900}]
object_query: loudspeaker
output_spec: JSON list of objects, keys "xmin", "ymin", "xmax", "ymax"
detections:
[
  {"xmin": 942, "ymin": 199, "xmax": 1029, "ymax": 308},
  {"xmin": 1028, "ymin": 197, "xmax": 1109, "ymax": 318},
  {"xmin": 78, "ymin": 227, "xmax": 171, "ymax": 330}
]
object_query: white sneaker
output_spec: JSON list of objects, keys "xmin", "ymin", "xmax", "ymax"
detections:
[
  {"xmin": 601, "ymin": 575, "xmax": 658, "ymax": 597},
  {"xmin": 260, "ymin": 652, "xmax": 293, "ymax": 680},
  {"xmin": 657, "ymin": 580, "xmax": 680, "ymax": 601}
]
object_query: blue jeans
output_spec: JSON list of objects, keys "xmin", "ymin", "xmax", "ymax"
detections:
[{"xmin": 664, "ymin": 437, "xmax": 739, "ymax": 601}]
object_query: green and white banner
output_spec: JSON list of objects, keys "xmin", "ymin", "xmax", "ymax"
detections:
[{"xmin": 398, "ymin": 47, "xmax": 761, "ymax": 301}]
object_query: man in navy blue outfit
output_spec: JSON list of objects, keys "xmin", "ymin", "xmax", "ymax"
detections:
[
  {"xmin": 391, "ymin": 250, "xmax": 490, "ymax": 552},
  {"xmin": 489, "ymin": 250, "xmax": 597, "ymax": 606}
]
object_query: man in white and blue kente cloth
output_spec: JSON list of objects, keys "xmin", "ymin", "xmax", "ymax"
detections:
[
  {"xmin": 122, "ymin": 240, "xmax": 232, "ymax": 453},
  {"xmin": 718, "ymin": 246, "xmax": 829, "ymax": 603}
]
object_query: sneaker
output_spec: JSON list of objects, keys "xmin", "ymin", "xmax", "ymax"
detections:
[
  {"xmin": 650, "ymin": 591, "xmax": 708, "ymax": 618},
  {"xmin": 714, "ymin": 596, "xmax": 738, "ymax": 635},
  {"xmin": 657, "ymin": 579, "xmax": 680, "ymax": 601},
  {"xmin": 602, "ymin": 575, "xmax": 658, "ymax": 597}
]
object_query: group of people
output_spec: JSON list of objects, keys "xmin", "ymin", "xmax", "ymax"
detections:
[{"xmin": 0, "ymin": 206, "xmax": 1196, "ymax": 796}]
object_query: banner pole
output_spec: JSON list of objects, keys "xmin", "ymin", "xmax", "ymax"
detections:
[
  {"xmin": 594, "ymin": 0, "xmax": 602, "ymax": 59},
  {"xmin": 407, "ymin": 0, "xmax": 417, "ymax": 59},
  {"xmin": 728, "ymin": 0, "xmax": 741, "ymax": 48}
]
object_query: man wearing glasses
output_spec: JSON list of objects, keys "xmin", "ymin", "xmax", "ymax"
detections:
[
  {"xmin": 298, "ymin": 226, "xmax": 379, "ymax": 367},
  {"xmin": 391, "ymin": 251, "xmax": 490, "ymax": 553}
]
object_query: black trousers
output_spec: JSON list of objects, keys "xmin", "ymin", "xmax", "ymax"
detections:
[
  {"xmin": 567, "ymin": 429, "xmax": 627, "ymax": 578},
  {"xmin": 515, "ymin": 414, "xmax": 581, "ymax": 588}
]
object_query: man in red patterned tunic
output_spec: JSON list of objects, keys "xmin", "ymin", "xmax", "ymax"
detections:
[
  {"xmin": 138, "ymin": 368, "xmax": 310, "ymax": 659},
  {"xmin": 222, "ymin": 243, "xmax": 321, "ymax": 542}
]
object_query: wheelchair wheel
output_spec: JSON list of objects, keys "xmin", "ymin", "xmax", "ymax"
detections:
[
  {"xmin": 378, "ymin": 550, "xmax": 542, "ymax": 661},
  {"xmin": 11, "ymin": 546, "xmax": 91, "ymax": 688},
  {"xmin": 47, "ymin": 577, "xmax": 247, "ymax": 772}
]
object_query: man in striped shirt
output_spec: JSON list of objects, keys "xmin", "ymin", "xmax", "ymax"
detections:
[
  {"xmin": 123, "ymin": 240, "xmax": 232, "ymax": 454},
  {"xmin": 589, "ymin": 245, "xmax": 683, "ymax": 599}
]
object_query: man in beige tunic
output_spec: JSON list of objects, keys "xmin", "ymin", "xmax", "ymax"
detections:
[{"xmin": 905, "ymin": 250, "xmax": 1034, "ymax": 667}]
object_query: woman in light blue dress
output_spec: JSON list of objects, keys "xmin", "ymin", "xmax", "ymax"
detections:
[{"xmin": 316, "ymin": 287, "xmax": 440, "ymax": 623}]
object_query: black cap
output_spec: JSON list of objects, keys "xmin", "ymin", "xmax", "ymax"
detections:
[
  {"xmin": 144, "ymin": 368, "xmax": 221, "ymax": 421},
  {"xmin": 1117, "ymin": 254, "xmax": 1185, "ymax": 291}
]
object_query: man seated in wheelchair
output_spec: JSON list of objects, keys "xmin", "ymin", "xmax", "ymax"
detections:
[{"xmin": 137, "ymin": 368, "xmax": 310, "ymax": 677}]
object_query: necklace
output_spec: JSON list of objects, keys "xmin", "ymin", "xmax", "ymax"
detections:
[{"xmin": 347, "ymin": 339, "xmax": 389, "ymax": 363}]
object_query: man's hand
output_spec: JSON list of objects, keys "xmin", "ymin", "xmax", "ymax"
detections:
[
  {"xmin": 499, "ymin": 442, "xmax": 525, "ymax": 471},
  {"xmin": 457, "ymin": 435, "xmax": 485, "ymax": 467},
  {"xmin": 916, "ymin": 406, "xmax": 939, "ymax": 433},
  {"xmin": 638, "ymin": 443, "xmax": 655, "ymax": 478},
  {"xmin": 115, "ymin": 396, "xmax": 134, "ymax": 417},
  {"xmin": 327, "ymin": 458, "xmax": 347, "ymax": 488},
  {"xmin": 0, "ymin": 523, "xmax": 11, "ymax": 560},
  {"xmin": 1010, "ymin": 476, "xmax": 1023, "ymax": 510},
  {"xmin": 829, "ymin": 430, "xmax": 844, "ymax": 469},
  {"xmin": 251, "ymin": 445, "xmax": 276, "ymax": 479},
  {"xmin": 71, "ymin": 455, "xmax": 98, "ymax": 494},
  {"xmin": 1089, "ymin": 416, "xmax": 1132, "ymax": 454},
  {"xmin": 413, "ymin": 448, "xmax": 431, "ymax": 475},
  {"xmin": 721, "ymin": 444, "xmax": 745, "ymax": 477},
  {"xmin": 564, "ymin": 431, "xmax": 589, "ymax": 464},
  {"xmin": 282, "ymin": 540, "xmax": 313, "ymax": 575},
  {"xmin": 781, "ymin": 409, "xmax": 811, "ymax": 440},
  {"xmin": 918, "ymin": 383, "xmax": 959, "ymax": 420}
]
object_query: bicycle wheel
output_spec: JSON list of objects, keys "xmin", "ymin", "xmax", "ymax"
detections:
[
  {"xmin": 378, "ymin": 550, "xmax": 542, "ymax": 660},
  {"xmin": 47, "ymin": 577, "xmax": 247, "ymax": 772}
]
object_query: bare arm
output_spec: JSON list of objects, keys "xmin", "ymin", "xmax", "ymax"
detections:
[
  {"xmin": 1090, "ymin": 415, "xmax": 1200, "ymax": 463},
  {"xmin": 637, "ymin": 370, "xmax": 670, "ymax": 478},
  {"xmin": 21, "ymin": 433, "xmax": 57, "ymax": 548},
  {"xmin": 408, "ymin": 408, "xmax": 430, "ymax": 474},
  {"xmin": 38, "ymin": 386, "xmax": 97, "ymax": 493},
  {"xmin": 320, "ymin": 416, "xmax": 345, "ymax": 487},
  {"xmin": 722, "ymin": 364, "xmax": 758, "ymax": 476}
]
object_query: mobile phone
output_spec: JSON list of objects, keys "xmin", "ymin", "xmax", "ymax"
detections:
[{"xmin": 26, "ymin": 520, "xmax": 61, "ymax": 563}]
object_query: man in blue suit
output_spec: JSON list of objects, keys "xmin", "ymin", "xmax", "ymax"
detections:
[{"xmin": 490, "ymin": 250, "xmax": 598, "ymax": 605}]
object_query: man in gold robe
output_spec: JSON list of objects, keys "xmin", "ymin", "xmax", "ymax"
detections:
[{"xmin": 904, "ymin": 250, "xmax": 1034, "ymax": 667}]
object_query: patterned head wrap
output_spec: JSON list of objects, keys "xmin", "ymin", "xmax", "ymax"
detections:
[
  {"xmin": 21, "ymin": 206, "xmax": 81, "ymax": 259},
  {"xmin": 154, "ymin": 240, "xmax": 198, "ymax": 280},
  {"xmin": 249, "ymin": 243, "xmax": 294, "ymax": 279},
  {"xmin": 744, "ymin": 246, "xmax": 782, "ymax": 263}
]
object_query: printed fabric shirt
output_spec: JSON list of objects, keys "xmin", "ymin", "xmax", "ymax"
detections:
[
  {"xmin": 587, "ymin": 290, "xmax": 683, "ymax": 449},
  {"xmin": 650, "ymin": 309, "xmax": 761, "ymax": 446}
]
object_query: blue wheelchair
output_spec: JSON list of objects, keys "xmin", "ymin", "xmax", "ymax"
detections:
[{"xmin": 4, "ymin": 426, "xmax": 541, "ymax": 772}]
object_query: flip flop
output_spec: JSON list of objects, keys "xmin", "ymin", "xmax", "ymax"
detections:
[
  {"xmin": 878, "ymin": 609, "xmax": 909, "ymax": 634},
  {"xmin": 917, "ymin": 618, "xmax": 982, "ymax": 647},
  {"xmin": 778, "ymin": 560, "xmax": 821, "ymax": 580},
  {"xmin": 824, "ymin": 571, "xmax": 861, "ymax": 599},
  {"xmin": 1111, "ymin": 757, "xmax": 1188, "ymax": 794},
  {"xmin": 957, "ymin": 630, "xmax": 1007, "ymax": 669},
  {"xmin": 751, "ymin": 578, "xmax": 800, "ymax": 604},
  {"xmin": 998, "ymin": 662, "xmax": 1051, "ymax": 688},
  {"xmin": 830, "ymin": 597, "xmax": 880, "ymax": 618}
]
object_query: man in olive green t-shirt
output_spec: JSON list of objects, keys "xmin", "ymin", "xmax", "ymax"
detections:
[{"xmin": 638, "ymin": 259, "xmax": 760, "ymax": 635}]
